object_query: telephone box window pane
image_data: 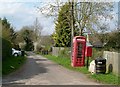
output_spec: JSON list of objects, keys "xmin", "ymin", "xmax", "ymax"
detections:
[{"xmin": 77, "ymin": 43, "xmax": 82, "ymax": 58}]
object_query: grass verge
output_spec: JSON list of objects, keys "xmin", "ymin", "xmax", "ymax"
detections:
[
  {"xmin": 43, "ymin": 54, "xmax": 119, "ymax": 85},
  {"xmin": 44, "ymin": 55, "xmax": 90, "ymax": 74},
  {"xmin": 2, "ymin": 56, "xmax": 27, "ymax": 75},
  {"xmin": 90, "ymin": 73, "xmax": 120, "ymax": 85}
]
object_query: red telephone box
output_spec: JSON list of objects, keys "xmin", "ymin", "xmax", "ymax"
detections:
[{"xmin": 71, "ymin": 36, "xmax": 86, "ymax": 67}]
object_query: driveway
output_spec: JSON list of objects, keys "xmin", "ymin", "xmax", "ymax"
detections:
[{"xmin": 2, "ymin": 52, "xmax": 101, "ymax": 85}]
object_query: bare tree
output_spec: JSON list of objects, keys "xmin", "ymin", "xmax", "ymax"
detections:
[
  {"xmin": 37, "ymin": 0, "xmax": 64, "ymax": 20},
  {"xmin": 37, "ymin": 1, "xmax": 114, "ymax": 35},
  {"xmin": 33, "ymin": 17, "xmax": 43, "ymax": 41},
  {"xmin": 74, "ymin": 2, "xmax": 114, "ymax": 35}
]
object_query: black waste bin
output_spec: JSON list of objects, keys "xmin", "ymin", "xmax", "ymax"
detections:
[
  {"xmin": 21, "ymin": 51, "xmax": 24, "ymax": 56},
  {"xmin": 95, "ymin": 57, "xmax": 106, "ymax": 74}
]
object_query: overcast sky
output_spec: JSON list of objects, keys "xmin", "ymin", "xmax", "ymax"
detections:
[{"xmin": 0, "ymin": 0, "xmax": 119, "ymax": 35}]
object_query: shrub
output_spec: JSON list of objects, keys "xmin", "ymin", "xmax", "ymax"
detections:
[
  {"xmin": 36, "ymin": 44, "xmax": 43, "ymax": 52},
  {"xmin": 12, "ymin": 44, "xmax": 21, "ymax": 50},
  {"xmin": 24, "ymin": 40, "xmax": 34, "ymax": 51},
  {"xmin": 92, "ymin": 48, "xmax": 104, "ymax": 60}
]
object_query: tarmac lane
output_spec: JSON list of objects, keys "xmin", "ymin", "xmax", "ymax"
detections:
[{"xmin": 2, "ymin": 52, "xmax": 101, "ymax": 85}]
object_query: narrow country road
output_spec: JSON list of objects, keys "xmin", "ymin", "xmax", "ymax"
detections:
[{"xmin": 2, "ymin": 52, "xmax": 101, "ymax": 85}]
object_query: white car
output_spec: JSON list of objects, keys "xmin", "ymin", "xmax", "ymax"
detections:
[{"xmin": 12, "ymin": 48, "xmax": 22, "ymax": 56}]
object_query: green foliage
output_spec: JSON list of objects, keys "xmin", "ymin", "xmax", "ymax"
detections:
[
  {"xmin": 96, "ymin": 33, "xmax": 109, "ymax": 47},
  {"xmin": 58, "ymin": 48, "xmax": 70, "ymax": 58},
  {"xmin": 17, "ymin": 28, "xmax": 35, "ymax": 51},
  {"xmin": 12, "ymin": 44, "xmax": 21, "ymax": 50},
  {"xmin": 1, "ymin": 17, "xmax": 17, "ymax": 44},
  {"xmin": 24, "ymin": 39, "xmax": 34, "ymax": 51},
  {"xmin": 90, "ymin": 73, "xmax": 120, "ymax": 85},
  {"xmin": 16, "ymin": 26, "xmax": 36, "ymax": 43},
  {"xmin": 2, "ymin": 37, "xmax": 12, "ymax": 60},
  {"xmin": 105, "ymin": 30, "xmax": 120, "ymax": 51},
  {"xmin": 40, "ymin": 36, "xmax": 53, "ymax": 50},
  {"xmin": 2, "ymin": 56, "xmax": 26, "ymax": 75},
  {"xmin": 92, "ymin": 48, "xmax": 104, "ymax": 59},
  {"xmin": 52, "ymin": 3, "xmax": 78, "ymax": 47}
]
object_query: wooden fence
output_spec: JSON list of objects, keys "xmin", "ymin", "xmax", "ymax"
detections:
[{"xmin": 52, "ymin": 47, "xmax": 70, "ymax": 57}]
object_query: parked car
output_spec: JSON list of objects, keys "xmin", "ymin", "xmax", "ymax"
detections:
[{"xmin": 12, "ymin": 48, "xmax": 22, "ymax": 56}]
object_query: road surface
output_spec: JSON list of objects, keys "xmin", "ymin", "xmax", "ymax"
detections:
[{"xmin": 2, "ymin": 52, "xmax": 101, "ymax": 85}]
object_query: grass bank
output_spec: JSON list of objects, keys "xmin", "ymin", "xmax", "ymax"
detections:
[
  {"xmin": 2, "ymin": 56, "xmax": 27, "ymax": 75},
  {"xmin": 43, "ymin": 54, "xmax": 119, "ymax": 85}
]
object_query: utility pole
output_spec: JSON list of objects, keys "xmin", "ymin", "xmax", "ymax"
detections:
[
  {"xmin": 71, "ymin": 0, "xmax": 74, "ymax": 39},
  {"xmin": 118, "ymin": 2, "xmax": 120, "ymax": 54},
  {"xmin": 70, "ymin": 0, "xmax": 74, "ymax": 59}
]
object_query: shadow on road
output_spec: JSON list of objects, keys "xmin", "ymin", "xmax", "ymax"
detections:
[
  {"xmin": 35, "ymin": 58, "xmax": 47, "ymax": 61},
  {"xmin": 2, "ymin": 55, "xmax": 48, "ymax": 84}
]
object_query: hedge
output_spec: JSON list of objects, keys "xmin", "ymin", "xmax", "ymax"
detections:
[{"xmin": 2, "ymin": 37, "xmax": 12, "ymax": 60}]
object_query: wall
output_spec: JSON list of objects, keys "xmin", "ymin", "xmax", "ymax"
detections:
[{"xmin": 103, "ymin": 51, "xmax": 120, "ymax": 76}]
